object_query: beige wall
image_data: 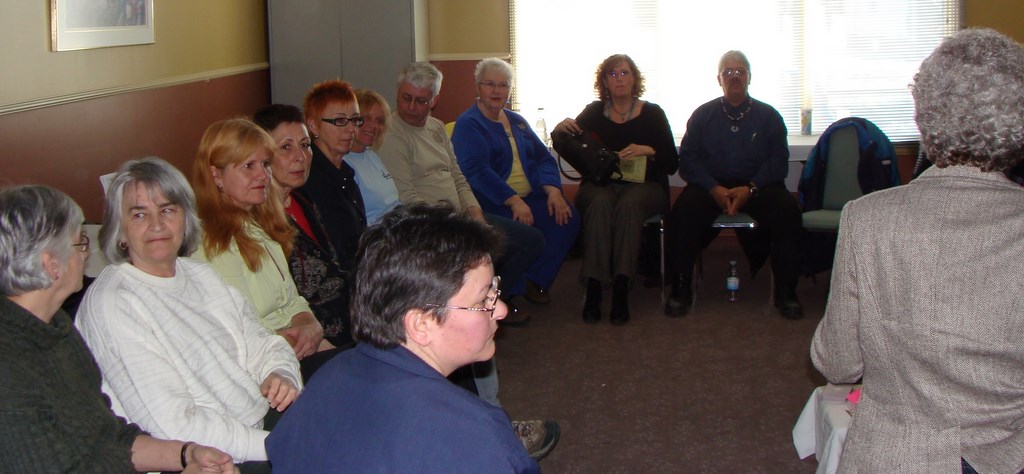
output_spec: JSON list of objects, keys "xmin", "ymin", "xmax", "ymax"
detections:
[
  {"xmin": 427, "ymin": 0, "xmax": 509, "ymax": 59},
  {"xmin": 0, "ymin": 0, "xmax": 267, "ymax": 110},
  {"xmin": 965, "ymin": 0, "xmax": 1024, "ymax": 42}
]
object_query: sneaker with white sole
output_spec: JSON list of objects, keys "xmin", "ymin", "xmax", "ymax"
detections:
[{"xmin": 512, "ymin": 419, "xmax": 560, "ymax": 461}]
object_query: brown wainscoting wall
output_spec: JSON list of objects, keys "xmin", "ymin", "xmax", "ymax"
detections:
[
  {"xmin": 0, "ymin": 70, "xmax": 270, "ymax": 223},
  {"xmin": 431, "ymin": 60, "xmax": 482, "ymax": 125}
]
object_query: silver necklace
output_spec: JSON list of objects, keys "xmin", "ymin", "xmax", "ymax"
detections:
[
  {"xmin": 607, "ymin": 97, "xmax": 636, "ymax": 122},
  {"xmin": 721, "ymin": 98, "xmax": 752, "ymax": 132}
]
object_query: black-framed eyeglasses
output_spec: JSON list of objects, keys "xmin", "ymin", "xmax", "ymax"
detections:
[
  {"xmin": 72, "ymin": 231, "xmax": 89, "ymax": 253},
  {"xmin": 478, "ymin": 81, "xmax": 511, "ymax": 90},
  {"xmin": 424, "ymin": 276, "xmax": 502, "ymax": 320},
  {"xmin": 321, "ymin": 116, "xmax": 365, "ymax": 128},
  {"xmin": 720, "ymin": 68, "xmax": 749, "ymax": 78}
]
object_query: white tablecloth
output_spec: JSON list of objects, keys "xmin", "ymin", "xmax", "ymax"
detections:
[{"xmin": 792, "ymin": 384, "xmax": 859, "ymax": 474}]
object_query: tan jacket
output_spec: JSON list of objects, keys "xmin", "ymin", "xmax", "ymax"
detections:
[{"xmin": 812, "ymin": 165, "xmax": 1024, "ymax": 473}]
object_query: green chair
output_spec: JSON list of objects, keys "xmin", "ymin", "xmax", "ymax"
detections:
[{"xmin": 801, "ymin": 126, "xmax": 862, "ymax": 232}]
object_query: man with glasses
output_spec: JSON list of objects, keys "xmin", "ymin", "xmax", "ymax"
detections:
[
  {"xmin": 665, "ymin": 50, "xmax": 804, "ymax": 319},
  {"xmin": 379, "ymin": 61, "xmax": 557, "ymax": 460},
  {"xmin": 380, "ymin": 62, "xmax": 543, "ymax": 329},
  {"xmin": 266, "ymin": 203, "xmax": 545, "ymax": 472}
]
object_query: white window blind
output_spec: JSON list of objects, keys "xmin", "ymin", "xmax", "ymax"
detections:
[{"xmin": 511, "ymin": 0, "xmax": 961, "ymax": 142}]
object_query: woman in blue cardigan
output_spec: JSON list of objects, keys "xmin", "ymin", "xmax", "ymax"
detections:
[{"xmin": 452, "ymin": 58, "xmax": 580, "ymax": 306}]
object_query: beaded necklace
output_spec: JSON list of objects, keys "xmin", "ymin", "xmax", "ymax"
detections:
[
  {"xmin": 606, "ymin": 97, "xmax": 636, "ymax": 122},
  {"xmin": 721, "ymin": 97, "xmax": 752, "ymax": 132}
]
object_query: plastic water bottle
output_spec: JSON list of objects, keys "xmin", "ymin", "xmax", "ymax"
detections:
[
  {"xmin": 726, "ymin": 260, "xmax": 739, "ymax": 302},
  {"xmin": 534, "ymin": 108, "xmax": 548, "ymax": 146}
]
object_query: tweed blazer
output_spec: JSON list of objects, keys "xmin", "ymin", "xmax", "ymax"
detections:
[{"xmin": 811, "ymin": 165, "xmax": 1024, "ymax": 473}]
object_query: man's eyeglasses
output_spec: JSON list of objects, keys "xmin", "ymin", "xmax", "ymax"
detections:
[
  {"xmin": 607, "ymin": 70, "xmax": 632, "ymax": 78},
  {"xmin": 399, "ymin": 94, "xmax": 432, "ymax": 107},
  {"xmin": 478, "ymin": 81, "xmax": 511, "ymax": 90},
  {"xmin": 321, "ymin": 116, "xmax": 365, "ymax": 127},
  {"xmin": 424, "ymin": 276, "xmax": 502, "ymax": 320},
  {"xmin": 72, "ymin": 231, "xmax": 89, "ymax": 253},
  {"xmin": 720, "ymin": 68, "xmax": 749, "ymax": 78}
]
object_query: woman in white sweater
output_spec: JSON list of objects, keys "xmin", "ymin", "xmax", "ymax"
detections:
[{"xmin": 76, "ymin": 157, "xmax": 301, "ymax": 467}]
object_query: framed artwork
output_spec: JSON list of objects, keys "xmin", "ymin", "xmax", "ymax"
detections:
[{"xmin": 51, "ymin": 0, "xmax": 154, "ymax": 51}]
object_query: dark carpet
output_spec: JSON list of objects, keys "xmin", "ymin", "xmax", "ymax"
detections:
[{"xmin": 495, "ymin": 237, "xmax": 829, "ymax": 473}]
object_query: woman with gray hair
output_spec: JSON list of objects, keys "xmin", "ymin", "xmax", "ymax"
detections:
[
  {"xmin": 452, "ymin": 58, "xmax": 580, "ymax": 306},
  {"xmin": 75, "ymin": 157, "xmax": 301, "ymax": 467},
  {"xmin": 0, "ymin": 184, "xmax": 233, "ymax": 473},
  {"xmin": 811, "ymin": 28, "xmax": 1024, "ymax": 473}
]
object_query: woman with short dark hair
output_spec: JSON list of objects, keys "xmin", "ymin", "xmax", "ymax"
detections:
[
  {"xmin": 267, "ymin": 203, "xmax": 542, "ymax": 473},
  {"xmin": 254, "ymin": 103, "xmax": 354, "ymax": 349}
]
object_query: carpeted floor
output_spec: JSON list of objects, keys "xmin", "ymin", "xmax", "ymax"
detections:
[{"xmin": 495, "ymin": 237, "xmax": 830, "ymax": 473}]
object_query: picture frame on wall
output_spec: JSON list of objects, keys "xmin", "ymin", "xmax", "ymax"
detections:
[{"xmin": 51, "ymin": 0, "xmax": 154, "ymax": 51}]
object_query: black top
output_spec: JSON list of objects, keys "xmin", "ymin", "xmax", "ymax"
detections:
[
  {"xmin": 678, "ymin": 96, "xmax": 789, "ymax": 192},
  {"xmin": 286, "ymin": 192, "xmax": 354, "ymax": 347},
  {"xmin": 296, "ymin": 145, "xmax": 368, "ymax": 273},
  {"xmin": 575, "ymin": 100, "xmax": 680, "ymax": 189}
]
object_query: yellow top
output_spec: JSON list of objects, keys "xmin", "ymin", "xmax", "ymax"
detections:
[{"xmin": 505, "ymin": 124, "xmax": 532, "ymax": 196}]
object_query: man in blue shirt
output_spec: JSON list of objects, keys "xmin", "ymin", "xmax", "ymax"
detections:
[{"xmin": 666, "ymin": 50, "xmax": 804, "ymax": 319}]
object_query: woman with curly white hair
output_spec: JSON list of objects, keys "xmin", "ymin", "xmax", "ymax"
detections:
[{"xmin": 811, "ymin": 28, "xmax": 1024, "ymax": 473}]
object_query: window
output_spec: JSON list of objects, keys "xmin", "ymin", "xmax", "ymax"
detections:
[{"xmin": 511, "ymin": 0, "xmax": 961, "ymax": 142}]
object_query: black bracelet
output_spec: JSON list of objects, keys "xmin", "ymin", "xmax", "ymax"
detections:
[{"xmin": 180, "ymin": 441, "xmax": 194, "ymax": 469}]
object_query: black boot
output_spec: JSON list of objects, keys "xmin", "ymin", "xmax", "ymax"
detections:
[
  {"xmin": 501, "ymin": 295, "xmax": 530, "ymax": 327},
  {"xmin": 664, "ymin": 272, "xmax": 693, "ymax": 317},
  {"xmin": 775, "ymin": 280, "xmax": 804, "ymax": 320},
  {"xmin": 610, "ymin": 275, "xmax": 630, "ymax": 326},
  {"xmin": 582, "ymin": 278, "xmax": 601, "ymax": 324}
]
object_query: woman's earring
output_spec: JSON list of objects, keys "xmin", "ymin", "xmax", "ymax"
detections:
[
  {"xmin": 118, "ymin": 241, "xmax": 128, "ymax": 250},
  {"xmin": 216, "ymin": 182, "xmax": 223, "ymax": 191}
]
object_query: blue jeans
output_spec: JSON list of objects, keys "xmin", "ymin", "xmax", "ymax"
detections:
[{"xmin": 484, "ymin": 213, "xmax": 544, "ymax": 297}]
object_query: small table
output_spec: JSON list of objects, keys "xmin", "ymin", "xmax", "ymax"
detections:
[{"xmin": 792, "ymin": 384, "xmax": 860, "ymax": 474}]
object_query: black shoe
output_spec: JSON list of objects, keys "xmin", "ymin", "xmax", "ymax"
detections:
[
  {"xmin": 501, "ymin": 296, "xmax": 531, "ymax": 327},
  {"xmin": 524, "ymin": 280, "xmax": 551, "ymax": 305},
  {"xmin": 610, "ymin": 275, "xmax": 630, "ymax": 326},
  {"xmin": 582, "ymin": 278, "xmax": 601, "ymax": 324},
  {"xmin": 664, "ymin": 272, "xmax": 693, "ymax": 317},
  {"xmin": 775, "ymin": 281, "xmax": 804, "ymax": 320}
]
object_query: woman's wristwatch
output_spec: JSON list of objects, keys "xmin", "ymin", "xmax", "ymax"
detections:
[{"xmin": 747, "ymin": 181, "xmax": 759, "ymax": 197}]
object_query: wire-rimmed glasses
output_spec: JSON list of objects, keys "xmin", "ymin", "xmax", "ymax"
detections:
[
  {"xmin": 424, "ymin": 276, "xmax": 502, "ymax": 320},
  {"xmin": 72, "ymin": 231, "xmax": 89, "ymax": 253}
]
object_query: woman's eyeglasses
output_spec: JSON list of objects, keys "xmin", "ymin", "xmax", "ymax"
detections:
[
  {"xmin": 321, "ymin": 116, "xmax": 365, "ymax": 127},
  {"xmin": 478, "ymin": 81, "xmax": 511, "ymax": 90},
  {"xmin": 424, "ymin": 276, "xmax": 502, "ymax": 320},
  {"xmin": 72, "ymin": 231, "xmax": 90, "ymax": 253}
]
